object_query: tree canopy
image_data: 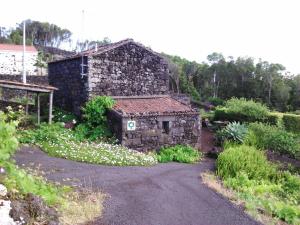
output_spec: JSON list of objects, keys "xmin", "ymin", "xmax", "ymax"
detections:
[
  {"xmin": 165, "ymin": 53, "xmax": 300, "ymax": 112},
  {"xmin": 0, "ymin": 20, "xmax": 72, "ymax": 48}
]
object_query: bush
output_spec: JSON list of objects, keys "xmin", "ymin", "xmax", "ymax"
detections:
[
  {"xmin": 207, "ymin": 97, "xmax": 224, "ymax": 106},
  {"xmin": 283, "ymin": 114, "xmax": 300, "ymax": 133},
  {"xmin": 246, "ymin": 123, "xmax": 299, "ymax": 158},
  {"xmin": 80, "ymin": 96, "xmax": 115, "ymax": 139},
  {"xmin": 214, "ymin": 98, "xmax": 269, "ymax": 123},
  {"xmin": 157, "ymin": 145, "xmax": 201, "ymax": 163},
  {"xmin": 264, "ymin": 113, "xmax": 280, "ymax": 126},
  {"xmin": 82, "ymin": 96, "xmax": 115, "ymax": 127},
  {"xmin": 53, "ymin": 107, "xmax": 77, "ymax": 123},
  {"xmin": 199, "ymin": 109, "xmax": 214, "ymax": 121},
  {"xmin": 0, "ymin": 111, "xmax": 19, "ymax": 161},
  {"xmin": 216, "ymin": 144, "xmax": 300, "ymax": 224},
  {"xmin": 0, "ymin": 111, "xmax": 67, "ymax": 206},
  {"xmin": 216, "ymin": 122, "xmax": 248, "ymax": 145},
  {"xmin": 217, "ymin": 145, "xmax": 277, "ymax": 180}
]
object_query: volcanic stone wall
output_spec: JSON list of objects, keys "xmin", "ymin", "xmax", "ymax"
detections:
[
  {"xmin": 0, "ymin": 74, "xmax": 48, "ymax": 105},
  {"xmin": 48, "ymin": 57, "xmax": 89, "ymax": 115},
  {"xmin": 48, "ymin": 42, "xmax": 170, "ymax": 115},
  {"xmin": 87, "ymin": 42, "xmax": 169, "ymax": 97},
  {"xmin": 109, "ymin": 113, "xmax": 201, "ymax": 152}
]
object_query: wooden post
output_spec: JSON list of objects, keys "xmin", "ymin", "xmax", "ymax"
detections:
[
  {"xmin": 37, "ymin": 93, "xmax": 40, "ymax": 125},
  {"xmin": 49, "ymin": 91, "xmax": 53, "ymax": 124},
  {"xmin": 25, "ymin": 91, "xmax": 29, "ymax": 115}
]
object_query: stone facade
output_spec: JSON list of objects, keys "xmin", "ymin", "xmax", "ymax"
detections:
[
  {"xmin": 48, "ymin": 57, "xmax": 88, "ymax": 115},
  {"xmin": 87, "ymin": 41, "xmax": 169, "ymax": 97},
  {"xmin": 0, "ymin": 44, "xmax": 38, "ymax": 75},
  {"xmin": 109, "ymin": 114, "xmax": 201, "ymax": 152},
  {"xmin": 48, "ymin": 39, "xmax": 169, "ymax": 115},
  {"xmin": 47, "ymin": 39, "xmax": 201, "ymax": 151}
]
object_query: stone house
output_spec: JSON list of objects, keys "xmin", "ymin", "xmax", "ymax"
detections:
[
  {"xmin": 0, "ymin": 44, "xmax": 38, "ymax": 75},
  {"xmin": 48, "ymin": 39, "xmax": 201, "ymax": 151}
]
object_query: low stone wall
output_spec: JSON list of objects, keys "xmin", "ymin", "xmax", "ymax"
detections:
[
  {"xmin": 0, "ymin": 74, "xmax": 48, "ymax": 85},
  {"xmin": 112, "ymin": 114, "xmax": 201, "ymax": 152},
  {"xmin": 0, "ymin": 75, "xmax": 49, "ymax": 111}
]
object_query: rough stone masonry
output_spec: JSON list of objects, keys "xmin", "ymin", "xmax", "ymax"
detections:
[{"xmin": 48, "ymin": 39, "xmax": 201, "ymax": 151}]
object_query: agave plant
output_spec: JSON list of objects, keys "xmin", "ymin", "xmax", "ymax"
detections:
[
  {"xmin": 224, "ymin": 121, "xmax": 248, "ymax": 143},
  {"xmin": 216, "ymin": 122, "xmax": 248, "ymax": 145}
]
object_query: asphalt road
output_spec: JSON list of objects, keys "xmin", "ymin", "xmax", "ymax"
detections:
[{"xmin": 15, "ymin": 147, "xmax": 260, "ymax": 225}]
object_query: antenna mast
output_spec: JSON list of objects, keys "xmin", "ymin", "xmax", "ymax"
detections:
[
  {"xmin": 22, "ymin": 20, "xmax": 26, "ymax": 84},
  {"xmin": 80, "ymin": 10, "xmax": 87, "ymax": 77}
]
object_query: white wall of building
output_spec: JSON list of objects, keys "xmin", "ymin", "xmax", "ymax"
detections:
[{"xmin": 0, "ymin": 50, "xmax": 38, "ymax": 75}]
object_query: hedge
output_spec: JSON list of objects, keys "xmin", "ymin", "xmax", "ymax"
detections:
[{"xmin": 283, "ymin": 114, "xmax": 300, "ymax": 133}]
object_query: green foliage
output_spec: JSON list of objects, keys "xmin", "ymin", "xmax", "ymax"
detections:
[
  {"xmin": 179, "ymin": 74, "xmax": 201, "ymax": 101},
  {"xmin": 82, "ymin": 96, "xmax": 115, "ymax": 126},
  {"xmin": 207, "ymin": 97, "xmax": 224, "ymax": 106},
  {"xmin": 19, "ymin": 123, "xmax": 158, "ymax": 166},
  {"xmin": 282, "ymin": 114, "xmax": 300, "ymax": 133},
  {"xmin": 246, "ymin": 123, "xmax": 300, "ymax": 158},
  {"xmin": 199, "ymin": 109, "xmax": 214, "ymax": 121},
  {"xmin": 53, "ymin": 107, "xmax": 77, "ymax": 123},
  {"xmin": 156, "ymin": 145, "xmax": 202, "ymax": 163},
  {"xmin": 214, "ymin": 98, "xmax": 270, "ymax": 122},
  {"xmin": 4, "ymin": 162, "xmax": 67, "ymax": 206},
  {"xmin": 264, "ymin": 113, "xmax": 281, "ymax": 126},
  {"xmin": 0, "ymin": 110, "xmax": 67, "ymax": 206},
  {"xmin": 79, "ymin": 96, "xmax": 115, "ymax": 140},
  {"xmin": 216, "ymin": 122, "xmax": 248, "ymax": 145},
  {"xmin": 217, "ymin": 145, "xmax": 300, "ymax": 224},
  {"xmin": 217, "ymin": 145, "xmax": 277, "ymax": 180},
  {"xmin": 0, "ymin": 112, "xmax": 18, "ymax": 161}
]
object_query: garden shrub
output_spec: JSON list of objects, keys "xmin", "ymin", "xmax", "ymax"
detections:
[
  {"xmin": 263, "ymin": 113, "xmax": 280, "ymax": 126},
  {"xmin": 216, "ymin": 144, "xmax": 300, "ymax": 224},
  {"xmin": 53, "ymin": 107, "xmax": 77, "ymax": 123},
  {"xmin": 199, "ymin": 109, "xmax": 214, "ymax": 121},
  {"xmin": 283, "ymin": 114, "xmax": 300, "ymax": 133},
  {"xmin": 207, "ymin": 97, "xmax": 224, "ymax": 106},
  {"xmin": 79, "ymin": 96, "xmax": 115, "ymax": 140},
  {"xmin": 246, "ymin": 122, "xmax": 299, "ymax": 158},
  {"xmin": 217, "ymin": 145, "xmax": 277, "ymax": 180},
  {"xmin": 157, "ymin": 145, "xmax": 201, "ymax": 163},
  {"xmin": 215, "ymin": 122, "xmax": 248, "ymax": 145},
  {"xmin": 214, "ymin": 98, "xmax": 269, "ymax": 122},
  {"xmin": 0, "ymin": 111, "xmax": 66, "ymax": 206},
  {"xmin": 0, "ymin": 111, "xmax": 19, "ymax": 161}
]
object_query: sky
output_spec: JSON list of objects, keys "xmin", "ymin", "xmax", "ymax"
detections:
[{"xmin": 2, "ymin": 0, "xmax": 300, "ymax": 74}]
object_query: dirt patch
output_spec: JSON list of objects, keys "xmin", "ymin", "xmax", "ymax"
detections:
[
  {"xmin": 266, "ymin": 150, "xmax": 300, "ymax": 173},
  {"xmin": 201, "ymin": 127, "xmax": 216, "ymax": 152},
  {"xmin": 9, "ymin": 193, "xmax": 59, "ymax": 225}
]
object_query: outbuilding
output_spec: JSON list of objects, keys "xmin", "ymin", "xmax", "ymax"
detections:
[
  {"xmin": 48, "ymin": 39, "xmax": 201, "ymax": 151},
  {"xmin": 109, "ymin": 96, "xmax": 201, "ymax": 151}
]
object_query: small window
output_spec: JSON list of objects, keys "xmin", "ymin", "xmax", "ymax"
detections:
[{"xmin": 162, "ymin": 121, "xmax": 170, "ymax": 134}]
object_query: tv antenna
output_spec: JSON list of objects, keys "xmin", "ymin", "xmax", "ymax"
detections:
[{"xmin": 80, "ymin": 10, "xmax": 88, "ymax": 78}]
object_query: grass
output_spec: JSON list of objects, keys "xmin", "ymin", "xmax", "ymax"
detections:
[
  {"xmin": 215, "ymin": 145, "xmax": 300, "ymax": 224},
  {"xmin": 19, "ymin": 123, "xmax": 158, "ymax": 166},
  {"xmin": 201, "ymin": 172, "xmax": 283, "ymax": 225},
  {"xmin": 156, "ymin": 145, "xmax": 202, "ymax": 163},
  {"xmin": 60, "ymin": 189, "xmax": 105, "ymax": 225}
]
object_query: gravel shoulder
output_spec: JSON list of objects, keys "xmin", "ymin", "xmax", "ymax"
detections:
[{"xmin": 14, "ymin": 146, "xmax": 260, "ymax": 225}]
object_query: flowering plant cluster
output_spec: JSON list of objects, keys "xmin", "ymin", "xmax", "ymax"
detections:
[{"xmin": 20, "ymin": 123, "xmax": 158, "ymax": 166}]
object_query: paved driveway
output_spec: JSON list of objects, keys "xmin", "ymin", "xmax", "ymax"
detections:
[{"xmin": 15, "ymin": 147, "xmax": 260, "ymax": 225}]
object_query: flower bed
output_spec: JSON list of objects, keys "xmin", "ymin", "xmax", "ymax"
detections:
[{"xmin": 20, "ymin": 123, "xmax": 158, "ymax": 166}]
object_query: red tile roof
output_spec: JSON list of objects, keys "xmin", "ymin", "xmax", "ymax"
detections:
[
  {"xmin": 112, "ymin": 96, "xmax": 198, "ymax": 117},
  {"xmin": 0, "ymin": 44, "xmax": 37, "ymax": 52}
]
